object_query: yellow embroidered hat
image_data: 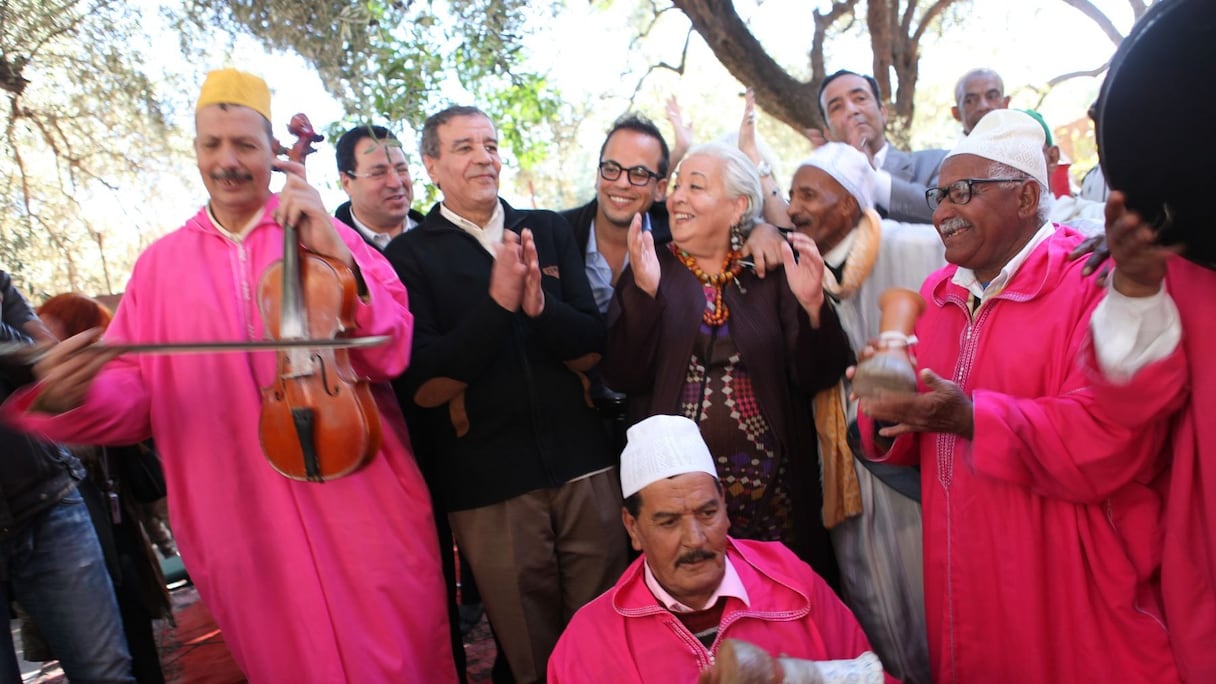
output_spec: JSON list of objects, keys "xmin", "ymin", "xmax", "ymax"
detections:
[{"xmin": 195, "ymin": 68, "xmax": 271, "ymax": 122}]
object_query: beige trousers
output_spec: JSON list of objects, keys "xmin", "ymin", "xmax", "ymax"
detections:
[{"xmin": 449, "ymin": 468, "xmax": 630, "ymax": 683}]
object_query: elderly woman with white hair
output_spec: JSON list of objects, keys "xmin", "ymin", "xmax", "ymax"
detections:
[{"xmin": 601, "ymin": 141, "xmax": 853, "ymax": 582}]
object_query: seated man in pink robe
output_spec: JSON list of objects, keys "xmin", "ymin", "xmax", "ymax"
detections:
[
  {"xmin": 1, "ymin": 69, "xmax": 456, "ymax": 683},
  {"xmin": 548, "ymin": 414, "xmax": 885, "ymax": 684},
  {"xmin": 855, "ymin": 110, "xmax": 1187, "ymax": 683}
]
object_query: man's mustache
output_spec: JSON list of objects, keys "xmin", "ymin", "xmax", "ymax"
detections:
[
  {"xmin": 676, "ymin": 549, "xmax": 716, "ymax": 567},
  {"xmin": 212, "ymin": 169, "xmax": 254, "ymax": 182}
]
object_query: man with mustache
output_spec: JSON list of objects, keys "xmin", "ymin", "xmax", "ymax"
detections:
[
  {"xmin": 548, "ymin": 414, "xmax": 882, "ymax": 683},
  {"xmin": 855, "ymin": 110, "xmax": 1184, "ymax": 682},
  {"xmin": 386, "ymin": 105, "xmax": 628, "ymax": 684},
  {"xmin": 787, "ymin": 142, "xmax": 943, "ymax": 684},
  {"xmin": 333, "ymin": 124, "xmax": 425, "ymax": 252},
  {"xmin": 816, "ymin": 70, "xmax": 946, "ymax": 224},
  {"xmin": 3, "ymin": 69, "xmax": 457, "ymax": 683}
]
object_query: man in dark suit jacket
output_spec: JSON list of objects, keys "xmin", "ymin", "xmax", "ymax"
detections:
[
  {"xmin": 332, "ymin": 124, "xmax": 425, "ymax": 251},
  {"xmin": 560, "ymin": 114, "xmax": 674, "ymax": 453},
  {"xmin": 559, "ymin": 114, "xmax": 672, "ymax": 316},
  {"xmin": 818, "ymin": 70, "xmax": 946, "ymax": 224}
]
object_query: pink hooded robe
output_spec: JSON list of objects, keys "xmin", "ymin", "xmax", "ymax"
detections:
[
  {"xmin": 5, "ymin": 199, "xmax": 457, "ymax": 683},
  {"xmin": 547, "ymin": 538, "xmax": 884, "ymax": 683},
  {"xmin": 1142, "ymin": 257, "xmax": 1216, "ymax": 683},
  {"xmin": 860, "ymin": 228, "xmax": 1187, "ymax": 683}
]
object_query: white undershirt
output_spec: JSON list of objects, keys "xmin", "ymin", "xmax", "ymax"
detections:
[{"xmin": 440, "ymin": 201, "xmax": 504, "ymax": 255}]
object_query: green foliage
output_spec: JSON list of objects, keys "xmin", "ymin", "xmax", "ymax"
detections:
[
  {"xmin": 0, "ymin": 0, "xmax": 183, "ymax": 298},
  {"xmin": 178, "ymin": 0, "xmax": 566, "ymax": 175}
]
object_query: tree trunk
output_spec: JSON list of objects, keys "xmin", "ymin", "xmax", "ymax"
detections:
[{"xmin": 672, "ymin": 0, "xmax": 825, "ymax": 133}]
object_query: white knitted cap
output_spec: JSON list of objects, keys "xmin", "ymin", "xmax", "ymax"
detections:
[
  {"xmin": 796, "ymin": 142, "xmax": 877, "ymax": 210},
  {"xmin": 945, "ymin": 109, "xmax": 1048, "ymax": 187},
  {"xmin": 620, "ymin": 415, "xmax": 717, "ymax": 498}
]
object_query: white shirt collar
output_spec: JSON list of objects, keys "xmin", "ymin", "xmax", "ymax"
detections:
[
  {"xmin": 346, "ymin": 208, "xmax": 404, "ymax": 249},
  {"xmin": 440, "ymin": 201, "xmax": 505, "ymax": 255},
  {"xmin": 951, "ymin": 221, "xmax": 1055, "ymax": 300},
  {"xmin": 873, "ymin": 141, "xmax": 889, "ymax": 170}
]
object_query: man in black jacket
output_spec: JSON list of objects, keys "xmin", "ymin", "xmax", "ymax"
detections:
[
  {"xmin": 559, "ymin": 114, "xmax": 672, "ymax": 316},
  {"xmin": 334, "ymin": 121, "xmax": 472, "ymax": 679},
  {"xmin": 385, "ymin": 105, "xmax": 627, "ymax": 684},
  {"xmin": 0, "ymin": 271, "xmax": 132, "ymax": 682},
  {"xmin": 333, "ymin": 124, "xmax": 426, "ymax": 251}
]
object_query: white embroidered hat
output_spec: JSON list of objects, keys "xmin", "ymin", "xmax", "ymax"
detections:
[
  {"xmin": 796, "ymin": 142, "xmax": 877, "ymax": 210},
  {"xmin": 946, "ymin": 109, "xmax": 1049, "ymax": 187},
  {"xmin": 620, "ymin": 415, "xmax": 717, "ymax": 498}
]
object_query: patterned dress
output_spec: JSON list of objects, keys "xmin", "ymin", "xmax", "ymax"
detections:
[{"xmin": 680, "ymin": 283, "xmax": 793, "ymax": 545}]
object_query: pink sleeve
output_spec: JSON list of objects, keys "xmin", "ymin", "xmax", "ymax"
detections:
[
  {"xmin": 546, "ymin": 623, "xmax": 610, "ymax": 684},
  {"xmin": 340, "ymin": 221, "xmax": 413, "ymax": 381},
  {"xmin": 969, "ymin": 328, "xmax": 1188, "ymax": 504},
  {"xmin": 808, "ymin": 569, "xmax": 874, "ymax": 660},
  {"xmin": 2, "ymin": 278, "xmax": 153, "ymax": 446}
]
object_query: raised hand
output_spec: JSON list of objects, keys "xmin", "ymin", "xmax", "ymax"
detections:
[
  {"xmin": 627, "ymin": 213, "xmax": 660, "ymax": 298},
  {"xmin": 782, "ymin": 232, "xmax": 825, "ymax": 326},
  {"xmin": 742, "ymin": 223, "xmax": 785, "ymax": 279},
  {"xmin": 665, "ymin": 95, "xmax": 694, "ymax": 170},
  {"xmin": 520, "ymin": 228, "xmax": 546, "ymax": 317},
  {"xmin": 665, "ymin": 95, "xmax": 693, "ymax": 149},
  {"xmin": 1104, "ymin": 191, "xmax": 1180, "ymax": 297},
  {"xmin": 1068, "ymin": 233, "xmax": 1110, "ymax": 285},
  {"xmin": 803, "ymin": 127, "xmax": 828, "ymax": 149},
  {"xmin": 738, "ymin": 89, "xmax": 762, "ymax": 164},
  {"xmin": 274, "ymin": 158, "xmax": 355, "ymax": 269},
  {"xmin": 489, "ymin": 230, "xmax": 527, "ymax": 312}
]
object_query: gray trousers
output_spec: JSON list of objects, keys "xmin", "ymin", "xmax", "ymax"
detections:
[{"xmin": 830, "ymin": 459, "xmax": 930, "ymax": 684}]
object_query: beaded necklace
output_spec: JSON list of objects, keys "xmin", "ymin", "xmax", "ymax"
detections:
[{"xmin": 670, "ymin": 244, "xmax": 745, "ymax": 326}]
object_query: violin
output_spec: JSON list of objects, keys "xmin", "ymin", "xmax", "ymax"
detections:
[{"xmin": 256, "ymin": 114, "xmax": 382, "ymax": 482}]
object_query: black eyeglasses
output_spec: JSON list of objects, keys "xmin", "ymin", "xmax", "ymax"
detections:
[
  {"xmin": 598, "ymin": 160, "xmax": 660, "ymax": 186},
  {"xmin": 925, "ymin": 177, "xmax": 1029, "ymax": 210}
]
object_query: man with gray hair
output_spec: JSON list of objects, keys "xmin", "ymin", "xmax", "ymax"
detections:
[
  {"xmin": 548, "ymin": 414, "xmax": 883, "ymax": 683},
  {"xmin": 385, "ymin": 105, "xmax": 628, "ymax": 683},
  {"xmin": 854, "ymin": 109, "xmax": 1183, "ymax": 682},
  {"xmin": 951, "ymin": 68, "xmax": 1010, "ymax": 136},
  {"xmin": 788, "ymin": 142, "xmax": 943, "ymax": 684}
]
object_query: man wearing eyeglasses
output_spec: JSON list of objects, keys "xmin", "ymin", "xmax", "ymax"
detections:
[
  {"xmin": 334, "ymin": 124, "xmax": 426, "ymax": 251},
  {"xmin": 560, "ymin": 114, "xmax": 672, "ymax": 316},
  {"xmin": 333, "ymin": 122, "xmax": 473, "ymax": 678},
  {"xmin": 852, "ymin": 109, "xmax": 1182, "ymax": 682}
]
